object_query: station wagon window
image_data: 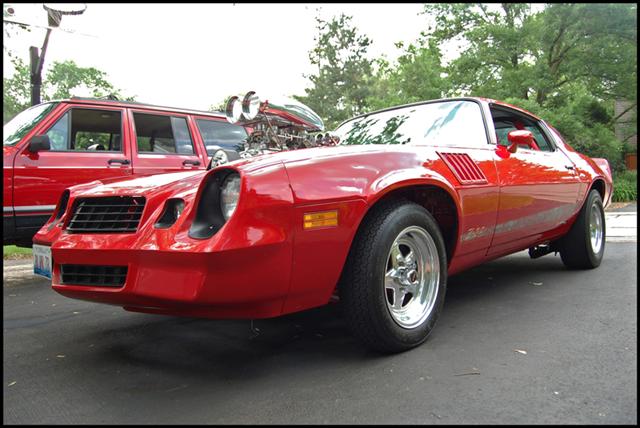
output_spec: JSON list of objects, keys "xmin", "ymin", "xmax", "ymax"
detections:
[
  {"xmin": 45, "ymin": 108, "xmax": 123, "ymax": 151},
  {"xmin": 335, "ymin": 100, "xmax": 487, "ymax": 148},
  {"xmin": 134, "ymin": 113, "xmax": 195, "ymax": 155},
  {"xmin": 195, "ymin": 118, "xmax": 247, "ymax": 154}
]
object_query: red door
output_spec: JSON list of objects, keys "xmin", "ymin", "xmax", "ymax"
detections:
[
  {"xmin": 12, "ymin": 104, "xmax": 133, "ymax": 228},
  {"xmin": 487, "ymin": 111, "xmax": 581, "ymax": 256},
  {"xmin": 127, "ymin": 109, "xmax": 207, "ymax": 175}
]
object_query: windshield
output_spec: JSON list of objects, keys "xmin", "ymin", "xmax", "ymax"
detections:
[
  {"xmin": 3, "ymin": 102, "xmax": 58, "ymax": 146},
  {"xmin": 334, "ymin": 100, "xmax": 487, "ymax": 147}
]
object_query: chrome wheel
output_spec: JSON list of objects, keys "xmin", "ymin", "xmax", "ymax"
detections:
[
  {"xmin": 384, "ymin": 226, "xmax": 440, "ymax": 329},
  {"xmin": 589, "ymin": 201, "xmax": 604, "ymax": 254}
]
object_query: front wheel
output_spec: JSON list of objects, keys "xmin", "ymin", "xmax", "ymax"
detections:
[
  {"xmin": 340, "ymin": 200, "xmax": 447, "ymax": 353},
  {"xmin": 558, "ymin": 189, "xmax": 606, "ymax": 269}
]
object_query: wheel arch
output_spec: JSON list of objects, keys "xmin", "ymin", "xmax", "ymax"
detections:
[
  {"xmin": 358, "ymin": 178, "xmax": 461, "ymax": 264},
  {"xmin": 589, "ymin": 177, "xmax": 607, "ymax": 203}
]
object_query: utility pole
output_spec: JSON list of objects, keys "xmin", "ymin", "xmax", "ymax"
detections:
[
  {"xmin": 29, "ymin": 4, "xmax": 86, "ymax": 106},
  {"xmin": 29, "ymin": 28, "xmax": 51, "ymax": 106}
]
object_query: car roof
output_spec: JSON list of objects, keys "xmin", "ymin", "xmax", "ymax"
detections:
[
  {"xmin": 477, "ymin": 97, "xmax": 542, "ymax": 121},
  {"xmin": 56, "ymin": 97, "xmax": 227, "ymax": 119},
  {"xmin": 336, "ymin": 96, "xmax": 542, "ymax": 129}
]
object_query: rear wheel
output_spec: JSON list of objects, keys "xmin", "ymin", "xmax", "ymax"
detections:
[
  {"xmin": 558, "ymin": 189, "xmax": 606, "ymax": 269},
  {"xmin": 340, "ymin": 200, "xmax": 447, "ymax": 353}
]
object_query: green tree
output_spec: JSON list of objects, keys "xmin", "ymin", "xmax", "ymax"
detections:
[
  {"xmin": 422, "ymin": 3, "xmax": 636, "ymax": 104},
  {"xmin": 3, "ymin": 59, "xmax": 135, "ymax": 124},
  {"xmin": 422, "ymin": 3, "xmax": 539, "ymax": 100},
  {"xmin": 3, "ymin": 57, "xmax": 31, "ymax": 123},
  {"xmin": 295, "ymin": 13, "xmax": 374, "ymax": 129},
  {"xmin": 208, "ymin": 98, "xmax": 229, "ymax": 113},
  {"xmin": 420, "ymin": 3, "xmax": 636, "ymax": 172},
  {"xmin": 367, "ymin": 39, "xmax": 449, "ymax": 111}
]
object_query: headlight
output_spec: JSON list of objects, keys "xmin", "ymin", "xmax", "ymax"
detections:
[{"xmin": 220, "ymin": 173, "xmax": 241, "ymax": 220}]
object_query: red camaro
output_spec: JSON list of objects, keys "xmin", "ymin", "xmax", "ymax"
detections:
[{"xmin": 33, "ymin": 95, "xmax": 612, "ymax": 353}]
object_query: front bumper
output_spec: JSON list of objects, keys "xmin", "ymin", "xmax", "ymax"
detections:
[{"xmin": 50, "ymin": 240, "xmax": 292, "ymax": 319}]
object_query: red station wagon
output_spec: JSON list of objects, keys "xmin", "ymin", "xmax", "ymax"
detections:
[{"xmin": 3, "ymin": 97, "xmax": 248, "ymax": 247}]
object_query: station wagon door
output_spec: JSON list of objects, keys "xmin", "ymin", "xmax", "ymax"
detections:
[{"xmin": 12, "ymin": 105, "xmax": 132, "ymax": 232}]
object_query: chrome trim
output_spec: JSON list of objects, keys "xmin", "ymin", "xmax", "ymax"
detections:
[{"xmin": 9, "ymin": 205, "xmax": 57, "ymax": 213}]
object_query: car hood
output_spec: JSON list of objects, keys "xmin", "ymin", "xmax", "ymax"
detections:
[
  {"xmin": 229, "ymin": 144, "xmax": 405, "ymax": 171},
  {"xmin": 66, "ymin": 145, "xmax": 418, "ymax": 201},
  {"xmin": 68, "ymin": 170, "xmax": 206, "ymax": 199}
]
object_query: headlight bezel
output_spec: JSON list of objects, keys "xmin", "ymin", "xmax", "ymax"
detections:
[{"xmin": 189, "ymin": 169, "xmax": 242, "ymax": 240}]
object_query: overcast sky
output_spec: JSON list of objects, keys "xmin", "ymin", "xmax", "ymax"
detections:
[{"xmin": 4, "ymin": 3, "xmax": 434, "ymax": 111}]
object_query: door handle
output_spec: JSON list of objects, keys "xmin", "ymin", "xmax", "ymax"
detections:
[
  {"xmin": 182, "ymin": 159, "xmax": 201, "ymax": 166},
  {"xmin": 108, "ymin": 158, "xmax": 130, "ymax": 165},
  {"xmin": 564, "ymin": 165, "xmax": 575, "ymax": 170}
]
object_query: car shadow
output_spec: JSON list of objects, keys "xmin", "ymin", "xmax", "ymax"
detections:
[{"xmin": 78, "ymin": 251, "xmax": 576, "ymax": 381}]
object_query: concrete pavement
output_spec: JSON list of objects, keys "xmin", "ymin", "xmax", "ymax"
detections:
[{"xmin": 606, "ymin": 202, "xmax": 637, "ymax": 243}]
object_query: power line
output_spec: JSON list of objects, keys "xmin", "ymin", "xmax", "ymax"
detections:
[{"xmin": 3, "ymin": 18, "xmax": 97, "ymax": 38}]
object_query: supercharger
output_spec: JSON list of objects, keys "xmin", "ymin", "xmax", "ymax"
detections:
[{"xmin": 209, "ymin": 91, "xmax": 339, "ymax": 168}]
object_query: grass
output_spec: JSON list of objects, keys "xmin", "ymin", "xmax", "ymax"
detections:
[
  {"xmin": 3, "ymin": 245, "xmax": 33, "ymax": 259},
  {"xmin": 612, "ymin": 170, "xmax": 638, "ymax": 203}
]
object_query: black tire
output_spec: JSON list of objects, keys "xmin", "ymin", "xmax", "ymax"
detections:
[
  {"xmin": 558, "ymin": 189, "xmax": 606, "ymax": 269},
  {"xmin": 339, "ymin": 200, "xmax": 448, "ymax": 353}
]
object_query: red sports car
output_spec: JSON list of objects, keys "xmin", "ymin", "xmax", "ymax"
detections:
[{"xmin": 33, "ymin": 95, "xmax": 612, "ymax": 353}]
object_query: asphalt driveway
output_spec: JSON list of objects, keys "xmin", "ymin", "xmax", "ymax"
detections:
[{"xmin": 3, "ymin": 242, "xmax": 636, "ymax": 424}]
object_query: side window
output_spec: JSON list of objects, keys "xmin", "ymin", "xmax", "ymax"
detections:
[
  {"xmin": 195, "ymin": 118, "xmax": 247, "ymax": 155},
  {"xmin": 525, "ymin": 125, "xmax": 553, "ymax": 152},
  {"xmin": 133, "ymin": 113, "xmax": 195, "ymax": 155},
  {"xmin": 491, "ymin": 109, "xmax": 553, "ymax": 152},
  {"xmin": 46, "ymin": 112, "xmax": 70, "ymax": 151},
  {"xmin": 45, "ymin": 108, "xmax": 122, "ymax": 151}
]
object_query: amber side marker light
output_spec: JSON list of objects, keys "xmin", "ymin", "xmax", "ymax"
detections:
[{"xmin": 303, "ymin": 210, "xmax": 338, "ymax": 229}]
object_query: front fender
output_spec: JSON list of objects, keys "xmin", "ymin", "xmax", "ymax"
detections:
[
  {"xmin": 281, "ymin": 147, "xmax": 464, "ymax": 315},
  {"xmin": 368, "ymin": 167, "xmax": 461, "ymax": 214}
]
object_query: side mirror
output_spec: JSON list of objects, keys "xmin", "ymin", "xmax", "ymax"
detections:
[
  {"xmin": 29, "ymin": 135, "xmax": 51, "ymax": 152},
  {"xmin": 507, "ymin": 130, "xmax": 536, "ymax": 153}
]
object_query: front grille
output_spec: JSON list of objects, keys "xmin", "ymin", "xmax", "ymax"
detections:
[
  {"xmin": 60, "ymin": 264, "xmax": 127, "ymax": 287},
  {"xmin": 67, "ymin": 196, "xmax": 145, "ymax": 233}
]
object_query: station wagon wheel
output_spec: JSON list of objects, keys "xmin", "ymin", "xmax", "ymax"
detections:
[
  {"xmin": 340, "ymin": 200, "xmax": 447, "ymax": 353},
  {"xmin": 558, "ymin": 189, "xmax": 606, "ymax": 269}
]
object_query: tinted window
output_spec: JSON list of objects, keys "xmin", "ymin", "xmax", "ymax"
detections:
[
  {"xmin": 3, "ymin": 102, "xmax": 58, "ymax": 146},
  {"xmin": 195, "ymin": 118, "xmax": 247, "ymax": 154},
  {"xmin": 45, "ymin": 108, "xmax": 122, "ymax": 151},
  {"xmin": 335, "ymin": 100, "xmax": 487, "ymax": 147},
  {"xmin": 134, "ymin": 113, "xmax": 195, "ymax": 154}
]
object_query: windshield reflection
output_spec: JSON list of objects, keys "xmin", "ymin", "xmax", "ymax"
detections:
[{"xmin": 335, "ymin": 100, "xmax": 486, "ymax": 147}]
